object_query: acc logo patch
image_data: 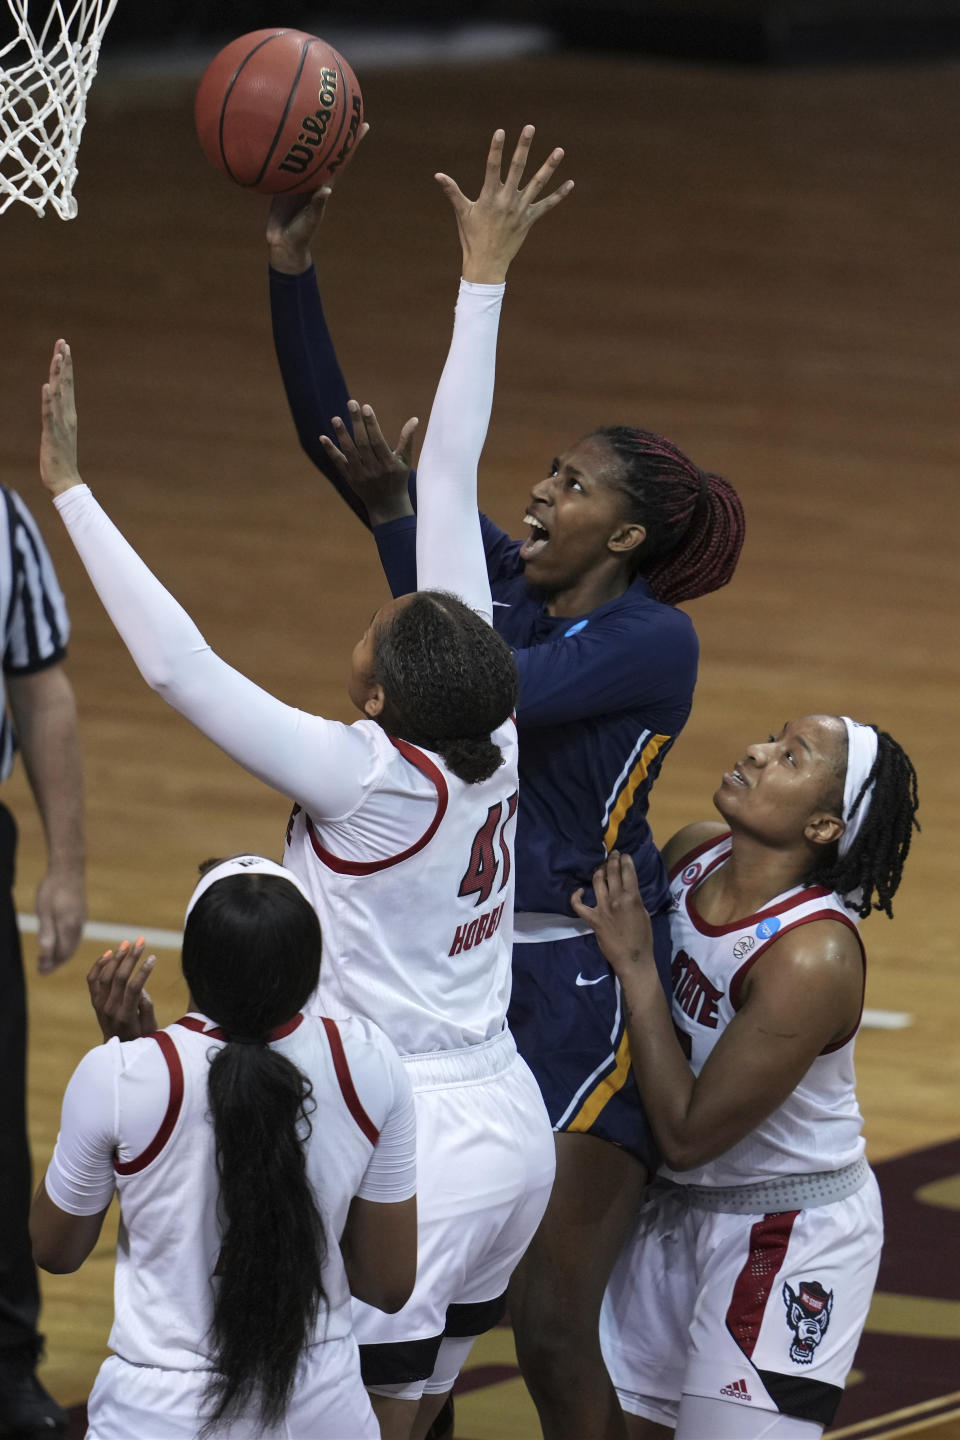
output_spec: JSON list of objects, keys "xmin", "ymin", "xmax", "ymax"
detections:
[
  {"xmin": 783, "ymin": 1280, "xmax": 833, "ymax": 1365},
  {"xmin": 756, "ymin": 915, "xmax": 781, "ymax": 940},
  {"xmin": 732, "ymin": 935, "xmax": 755, "ymax": 960},
  {"xmin": 682, "ymin": 862, "xmax": 702, "ymax": 885}
]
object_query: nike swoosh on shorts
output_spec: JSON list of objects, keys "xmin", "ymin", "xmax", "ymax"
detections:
[{"xmin": 575, "ymin": 972, "xmax": 611, "ymax": 986}]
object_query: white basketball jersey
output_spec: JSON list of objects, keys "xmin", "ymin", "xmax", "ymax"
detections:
[
  {"xmin": 284, "ymin": 718, "xmax": 519, "ymax": 1055},
  {"xmin": 660, "ymin": 833, "xmax": 867, "ymax": 1188},
  {"xmin": 108, "ymin": 1013, "xmax": 403, "ymax": 1371}
]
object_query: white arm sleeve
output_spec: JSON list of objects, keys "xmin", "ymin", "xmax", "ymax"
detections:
[
  {"xmin": 52, "ymin": 485, "xmax": 381, "ymax": 822},
  {"xmin": 44, "ymin": 1043, "xmax": 121, "ymax": 1216},
  {"xmin": 415, "ymin": 279, "xmax": 504, "ymax": 622}
]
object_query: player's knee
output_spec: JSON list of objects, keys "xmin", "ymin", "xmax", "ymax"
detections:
[{"xmin": 514, "ymin": 1309, "xmax": 600, "ymax": 1387}]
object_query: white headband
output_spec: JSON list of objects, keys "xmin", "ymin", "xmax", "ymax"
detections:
[
  {"xmin": 838, "ymin": 718, "xmax": 878, "ymax": 858},
  {"xmin": 185, "ymin": 855, "xmax": 313, "ymax": 923}
]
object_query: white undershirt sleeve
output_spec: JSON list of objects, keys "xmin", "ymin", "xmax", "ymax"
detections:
[
  {"xmin": 44, "ymin": 1043, "xmax": 122, "ymax": 1216},
  {"xmin": 415, "ymin": 279, "xmax": 504, "ymax": 622},
  {"xmin": 355, "ymin": 1049, "xmax": 417, "ymax": 1204},
  {"xmin": 52, "ymin": 485, "xmax": 381, "ymax": 822}
]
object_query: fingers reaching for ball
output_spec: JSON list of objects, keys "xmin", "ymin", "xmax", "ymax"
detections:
[{"xmin": 436, "ymin": 124, "xmax": 574, "ymax": 285}]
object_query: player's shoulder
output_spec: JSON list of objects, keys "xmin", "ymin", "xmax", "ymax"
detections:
[
  {"xmin": 322, "ymin": 1014, "xmax": 412, "ymax": 1123},
  {"xmin": 766, "ymin": 911, "xmax": 863, "ymax": 971},
  {"xmin": 662, "ymin": 821, "xmax": 729, "ymax": 876},
  {"xmin": 600, "ymin": 585, "xmax": 699, "ymax": 660},
  {"xmin": 72, "ymin": 1032, "xmax": 161, "ymax": 1088},
  {"xmin": 320, "ymin": 1013, "xmax": 406, "ymax": 1080}
]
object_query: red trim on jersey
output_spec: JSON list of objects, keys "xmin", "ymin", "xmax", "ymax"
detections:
[
  {"xmin": 675, "ymin": 836, "xmax": 866, "ymax": 1056},
  {"xmin": 321, "ymin": 1016, "xmax": 380, "ymax": 1146},
  {"xmin": 114, "ymin": 1031, "xmax": 184, "ymax": 1175},
  {"xmin": 668, "ymin": 830, "xmax": 732, "ymax": 882},
  {"xmin": 173, "ymin": 1013, "xmax": 304, "ymax": 1043},
  {"xmin": 686, "ymin": 877, "xmax": 835, "ymax": 939},
  {"xmin": 729, "ymin": 908, "xmax": 865, "ymax": 1030},
  {"xmin": 725, "ymin": 1210, "xmax": 799, "ymax": 1360},
  {"xmin": 675, "ymin": 835, "xmax": 838, "ymax": 938},
  {"xmin": 304, "ymin": 738, "xmax": 450, "ymax": 876}
]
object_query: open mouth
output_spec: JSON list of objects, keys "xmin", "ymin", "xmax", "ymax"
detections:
[
  {"xmin": 723, "ymin": 764, "xmax": 749, "ymax": 788},
  {"xmin": 519, "ymin": 511, "xmax": 549, "ymax": 561}
]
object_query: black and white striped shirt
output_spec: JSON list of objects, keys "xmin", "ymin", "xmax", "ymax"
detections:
[{"xmin": 0, "ymin": 487, "xmax": 70, "ymax": 783}]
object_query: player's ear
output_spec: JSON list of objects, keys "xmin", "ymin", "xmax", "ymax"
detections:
[
  {"xmin": 608, "ymin": 521, "xmax": 646, "ymax": 557},
  {"xmin": 364, "ymin": 684, "xmax": 386, "ymax": 719},
  {"xmin": 804, "ymin": 811, "xmax": 844, "ymax": 848}
]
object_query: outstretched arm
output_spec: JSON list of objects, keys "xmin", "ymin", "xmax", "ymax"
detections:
[
  {"xmin": 39, "ymin": 345, "xmax": 383, "ymax": 824},
  {"xmin": 415, "ymin": 127, "xmax": 573, "ymax": 616},
  {"xmin": 267, "ymin": 175, "xmax": 419, "ymax": 527}
]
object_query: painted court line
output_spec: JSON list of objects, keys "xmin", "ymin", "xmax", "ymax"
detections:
[{"xmin": 18, "ymin": 913, "xmax": 184, "ymax": 951}]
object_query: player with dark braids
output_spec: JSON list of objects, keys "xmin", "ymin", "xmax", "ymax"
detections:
[
  {"xmin": 595, "ymin": 427, "xmax": 743, "ymax": 604},
  {"xmin": 803, "ymin": 729, "xmax": 919, "ymax": 918},
  {"xmin": 571, "ymin": 715, "xmax": 919, "ymax": 1440},
  {"xmin": 371, "ymin": 591, "xmax": 517, "ymax": 785},
  {"xmin": 265, "ymin": 166, "xmax": 746, "ymax": 1440}
]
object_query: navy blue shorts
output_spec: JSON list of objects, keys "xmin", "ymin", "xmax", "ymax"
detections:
[{"xmin": 507, "ymin": 910, "xmax": 673, "ymax": 1173}]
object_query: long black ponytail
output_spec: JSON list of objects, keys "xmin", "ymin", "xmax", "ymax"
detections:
[{"xmin": 181, "ymin": 870, "xmax": 325, "ymax": 1433}]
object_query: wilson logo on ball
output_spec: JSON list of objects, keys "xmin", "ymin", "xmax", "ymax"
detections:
[
  {"xmin": 279, "ymin": 69, "xmax": 339, "ymax": 176},
  {"xmin": 195, "ymin": 29, "xmax": 364, "ymax": 195}
]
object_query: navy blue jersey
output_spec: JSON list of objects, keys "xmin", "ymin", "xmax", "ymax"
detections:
[{"xmin": 271, "ymin": 265, "xmax": 699, "ymax": 918}]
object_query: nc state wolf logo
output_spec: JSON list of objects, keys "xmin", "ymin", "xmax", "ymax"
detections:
[{"xmin": 782, "ymin": 1280, "xmax": 833, "ymax": 1365}]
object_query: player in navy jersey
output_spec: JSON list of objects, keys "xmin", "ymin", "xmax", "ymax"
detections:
[
  {"xmin": 572, "ymin": 716, "xmax": 918, "ymax": 1437},
  {"xmin": 265, "ymin": 175, "xmax": 746, "ymax": 1440}
]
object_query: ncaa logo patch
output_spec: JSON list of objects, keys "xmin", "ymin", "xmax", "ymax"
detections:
[
  {"xmin": 732, "ymin": 935, "xmax": 755, "ymax": 960},
  {"xmin": 756, "ymin": 915, "xmax": 781, "ymax": 940},
  {"xmin": 682, "ymin": 862, "xmax": 702, "ymax": 885}
]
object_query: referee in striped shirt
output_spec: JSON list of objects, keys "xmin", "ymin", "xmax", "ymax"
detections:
[{"xmin": 0, "ymin": 486, "xmax": 85, "ymax": 1439}]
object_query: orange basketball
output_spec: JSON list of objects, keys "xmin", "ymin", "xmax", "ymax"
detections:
[{"xmin": 194, "ymin": 29, "xmax": 363, "ymax": 195}]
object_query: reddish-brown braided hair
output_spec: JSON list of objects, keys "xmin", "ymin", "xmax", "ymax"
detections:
[{"xmin": 593, "ymin": 427, "xmax": 745, "ymax": 605}]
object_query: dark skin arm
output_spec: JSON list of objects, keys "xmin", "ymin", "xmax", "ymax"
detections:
[
  {"xmin": 340, "ymin": 1193, "xmax": 418, "ymax": 1313},
  {"xmin": 572, "ymin": 851, "xmax": 864, "ymax": 1171},
  {"xmin": 7, "ymin": 664, "xmax": 86, "ymax": 973}
]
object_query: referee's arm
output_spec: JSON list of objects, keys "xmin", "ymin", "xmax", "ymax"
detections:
[
  {"xmin": 2, "ymin": 487, "xmax": 86, "ymax": 973},
  {"xmin": 7, "ymin": 664, "xmax": 85, "ymax": 972}
]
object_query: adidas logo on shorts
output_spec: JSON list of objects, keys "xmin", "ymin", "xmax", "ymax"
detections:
[{"xmin": 719, "ymin": 1377, "xmax": 752, "ymax": 1401}]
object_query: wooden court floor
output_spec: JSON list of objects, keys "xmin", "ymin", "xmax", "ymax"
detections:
[{"xmin": 0, "ymin": 44, "xmax": 957, "ymax": 1439}]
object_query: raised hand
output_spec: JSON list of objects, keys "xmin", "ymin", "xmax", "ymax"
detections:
[
  {"xmin": 435, "ymin": 125, "xmax": 574, "ymax": 285},
  {"xmin": 40, "ymin": 340, "xmax": 82, "ymax": 497},
  {"xmin": 571, "ymin": 852, "xmax": 655, "ymax": 979},
  {"xmin": 87, "ymin": 939, "xmax": 158, "ymax": 1042},
  {"xmin": 266, "ymin": 122, "xmax": 370, "ymax": 274},
  {"xmin": 319, "ymin": 401, "xmax": 418, "ymax": 525}
]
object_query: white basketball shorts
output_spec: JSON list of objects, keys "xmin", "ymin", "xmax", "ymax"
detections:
[
  {"xmin": 355, "ymin": 1027, "xmax": 555, "ymax": 1397},
  {"xmin": 600, "ymin": 1171, "xmax": 883, "ymax": 1429},
  {"xmin": 85, "ymin": 1333, "xmax": 379, "ymax": 1438}
]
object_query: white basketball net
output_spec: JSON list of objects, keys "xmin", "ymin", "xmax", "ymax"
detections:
[{"xmin": 0, "ymin": 0, "xmax": 119, "ymax": 219}]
